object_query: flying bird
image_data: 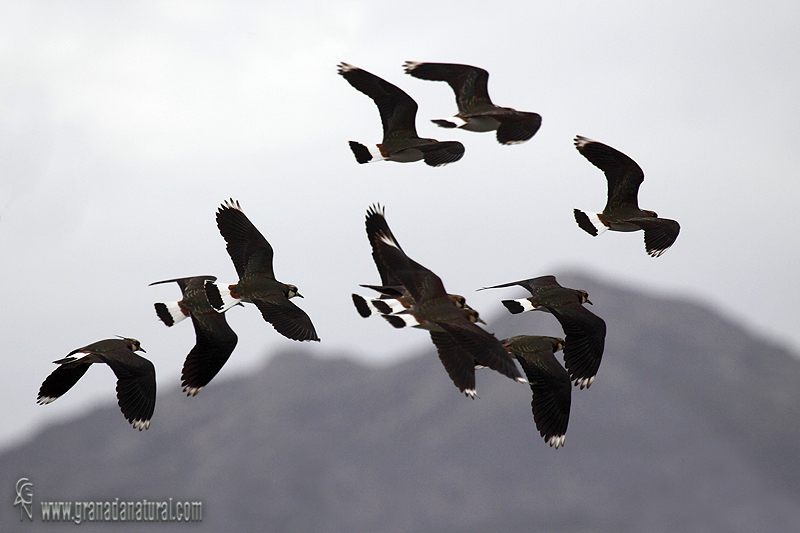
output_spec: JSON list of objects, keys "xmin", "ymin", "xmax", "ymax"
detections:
[
  {"xmin": 573, "ymin": 135, "xmax": 680, "ymax": 257},
  {"xmin": 337, "ymin": 62, "xmax": 465, "ymax": 167},
  {"xmin": 403, "ymin": 61, "xmax": 542, "ymax": 145},
  {"xmin": 352, "ymin": 202, "xmax": 470, "ymax": 319},
  {"xmin": 37, "ymin": 337, "xmax": 155, "ymax": 430},
  {"xmin": 150, "ymin": 275, "xmax": 239, "ymax": 396},
  {"xmin": 206, "ymin": 199, "xmax": 319, "ymax": 342},
  {"xmin": 501, "ymin": 335, "xmax": 570, "ymax": 448},
  {"xmin": 480, "ymin": 275, "xmax": 606, "ymax": 389},
  {"xmin": 354, "ymin": 204, "xmax": 523, "ymax": 397}
]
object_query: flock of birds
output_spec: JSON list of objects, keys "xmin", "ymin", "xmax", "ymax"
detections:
[{"xmin": 36, "ymin": 62, "xmax": 680, "ymax": 449}]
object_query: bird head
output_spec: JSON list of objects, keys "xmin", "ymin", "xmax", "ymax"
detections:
[
  {"xmin": 286, "ymin": 284, "xmax": 303, "ymax": 298},
  {"xmin": 577, "ymin": 289, "xmax": 592, "ymax": 305}
]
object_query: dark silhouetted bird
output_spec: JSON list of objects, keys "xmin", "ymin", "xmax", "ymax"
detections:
[
  {"xmin": 573, "ymin": 135, "xmax": 680, "ymax": 257},
  {"xmin": 403, "ymin": 61, "xmax": 541, "ymax": 145},
  {"xmin": 150, "ymin": 275, "xmax": 239, "ymax": 396},
  {"xmin": 480, "ymin": 275, "xmax": 606, "ymax": 389},
  {"xmin": 352, "ymin": 203, "xmax": 471, "ymax": 319},
  {"xmin": 337, "ymin": 62, "xmax": 465, "ymax": 167},
  {"xmin": 502, "ymin": 335, "xmax": 570, "ymax": 448},
  {"xmin": 206, "ymin": 199, "xmax": 319, "ymax": 342},
  {"xmin": 37, "ymin": 337, "xmax": 155, "ymax": 430},
  {"xmin": 356, "ymin": 204, "xmax": 523, "ymax": 397}
]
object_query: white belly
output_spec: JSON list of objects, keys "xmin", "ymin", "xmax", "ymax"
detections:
[{"xmin": 461, "ymin": 116, "xmax": 501, "ymax": 132}]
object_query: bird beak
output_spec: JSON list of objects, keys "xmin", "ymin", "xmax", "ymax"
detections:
[
  {"xmin": 296, "ymin": 292, "xmax": 304, "ymax": 298},
  {"xmin": 586, "ymin": 299, "xmax": 593, "ymax": 305},
  {"xmin": 477, "ymin": 317, "xmax": 486, "ymax": 324},
  {"xmin": 139, "ymin": 348, "xmax": 146, "ymax": 353}
]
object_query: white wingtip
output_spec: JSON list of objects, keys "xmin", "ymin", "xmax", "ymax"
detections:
[
  {"xmin": 183, "ymin": 385, "xmax": 203, "ymax": 397},
  {"xmin": 549, "ymin": 434, "xmax": 566, "ymax": 448},
  {"xmin": 131, "ymin": 418, "xmax": 151, "ymax": 431},
  {"xmin": 37, "ymin": 396, "xmax": 57, "ymax": 405},
  {"xmin": 574, "ymin": 135, "xmax": 596, "ymax": 148},
  {"xmin": 337, "ymin": 61, "xmax": 356, "ymax": 74},
  {"xmin": 575, "ymin": 376, "xmax": 595, "ymax": 389}
]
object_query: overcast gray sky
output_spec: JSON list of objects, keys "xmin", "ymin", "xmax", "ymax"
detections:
[{"xmin": 2, "ymin": 0, "xmax": 798, "ymax": 451}]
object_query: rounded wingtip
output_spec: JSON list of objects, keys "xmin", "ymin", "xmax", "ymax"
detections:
[
  {"xmin": 548, "ymin": 434, "xmax": 566, "ymax": 448},
  {"xmin": 131, "ymin": 418, "xmax": 151, "ymax": 431},
  {"xmin": 402, "ymin": 61, "xmax": 421, "ymax": 73},
  {"xmin": 574, "ymin": 135, "xmax": 596, "ymax": 149},
  {"xmin": 337, "ymin": 62, "xmax": 356, "ymax": 74}
]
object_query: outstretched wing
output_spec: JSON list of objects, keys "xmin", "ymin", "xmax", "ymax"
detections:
[
  {"xmin": 365, "ymin": 205, "xmax": 447, "ymax": 305},
  {"xmin": 252, "ymin": 296, "xmax": 320, "ymax": 342},
  {"xmin": 574, "ymin": 136, "xmax": 644, "ymax": 212},
  {"xmin": 181, "ymin": 313, "xmax": 239, "ymax": 395},
  {"xmin": 633, "ymin": 217, "xmax": 681, "ymax": 257},
  {"xmin": 102, "ymin": 351, "xmax": 157, "ymax": 431},
  {"xmin": 338, "ymin": 63, "xmax": 419, "ymax": 140},
  {"xmin": 547, "ymin": 304, "xmax": 606, "ymax": 389},
  {"xmin": 216, "ymin": 199, "xmax": 275, "ymax": 279},
  {"xmin": 429, "ymin": 330, "xmax": 477, "ymax": 397},
  {"xmin": 37, "ymin": 362, "xmax": 92, "ymax": 404},
  {"xmin": 404, "ymin": 62, "xmax": 492, "ymax": 113}
]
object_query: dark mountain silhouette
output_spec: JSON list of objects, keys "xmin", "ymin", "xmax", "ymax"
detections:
[{"xmin": 3, "ymin": 274, "xmax": 800, "ymax": 532}]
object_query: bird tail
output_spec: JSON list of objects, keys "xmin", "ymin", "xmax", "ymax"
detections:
[
  {"xmin": 382, "ymin": 313, "xmax": 421, "ymax": 329},
  {"xmin": 431, "ymin": 118, "xmax": 460, "ymax": 129},
  {"xmin": 352, "ymin": 294, "xmax": 409, "ymax": 318},
  {"xmin": 573, "ymin": 209, "xmax": 607, "ymax": 236},
  {"xmin": 348, "ymin": 141, "xmax": 383, "ymax": 164},
  {"xmin": 500, "ymin": 298, "xmax": 542, "ymax": 314},
  {"xmin": 204, "ymin": 280, "xmax": 241, "ymax": 312},
  {"xmin": 352, "ymin": 294, "xmax": 381, "ymax": 317},
  {"xmin": 153, "ymin": 301, "xmax": 189, "ymax": 327}
]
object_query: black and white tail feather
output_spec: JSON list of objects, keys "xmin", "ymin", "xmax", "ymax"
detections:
[
  {"xmin": 204, "ymin": 280, "xmax": 243, "ymax": 313},
  {"xmin": 153, "ymin": 301, "xmax": 189, "ymax": 327}
]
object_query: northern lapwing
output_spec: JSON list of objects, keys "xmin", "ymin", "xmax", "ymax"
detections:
[
  {"xmin": 501, "ymin": 335, "xmax": 570, "ymax": 448},
  {"xmin": 573, "ymin": 135, "xmax": 680, "ymax": 257},
  {"xmin": 337, "ymin": 62, "xmax": 465, "ymax": 167},
  {"xmin": 37, "ymin": 338, "xmax": 155, "ymax": 430},
  {"xmin": 206, "ymin": 199, "xmax": 319, "ymax": 342},
  {"xmin": 352, "ymin": 204, "xmax": 470, "ymax": 318},
  {"xmin": 480, "ymin": 275, "xmax": 606, "ymax": 389},
  {"xmin": 403, "ymin": 61, "xmax": 542, "ymax": 145},
  {"xmin": 150, "ymin": 275, "xmax": 239, "ymax": 396},
  {"xmin": 357, "ymin": 204, "xmax": 523, "ymax": 396}
]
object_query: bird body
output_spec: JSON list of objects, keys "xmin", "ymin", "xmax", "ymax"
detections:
[
  {"xmin": 355, "ymin": 204, "xmax": 522, "ymax": 397},
  {"xmin": 37, "ymin": 338, "xmax": 155, "ymax": 430},
  {"xmin": 150, "ymin": 275, "xmax": 239, "ymax": 396},
  {"xmin": 209, "ymin": 199, "xmax": 319, "ymax": 342},
  {"xmin": 573, "ymin": 135, "xmax": 680, "ymax": 257},
  {"xmin": 338, "ymin": 62, "xmax": 465, "ymax": 166},
  {"xmin": 480, "ymin": 275, "xmax": 605, "ymax": 389},
  {"xmin": 403, "ymin": 61, "xmax": 541, "ymax": 145}
]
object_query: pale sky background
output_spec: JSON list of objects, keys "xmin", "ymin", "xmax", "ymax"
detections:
[{"xmin": 1, "ymin": 0, "xmax": 798, "ymax": 452}]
